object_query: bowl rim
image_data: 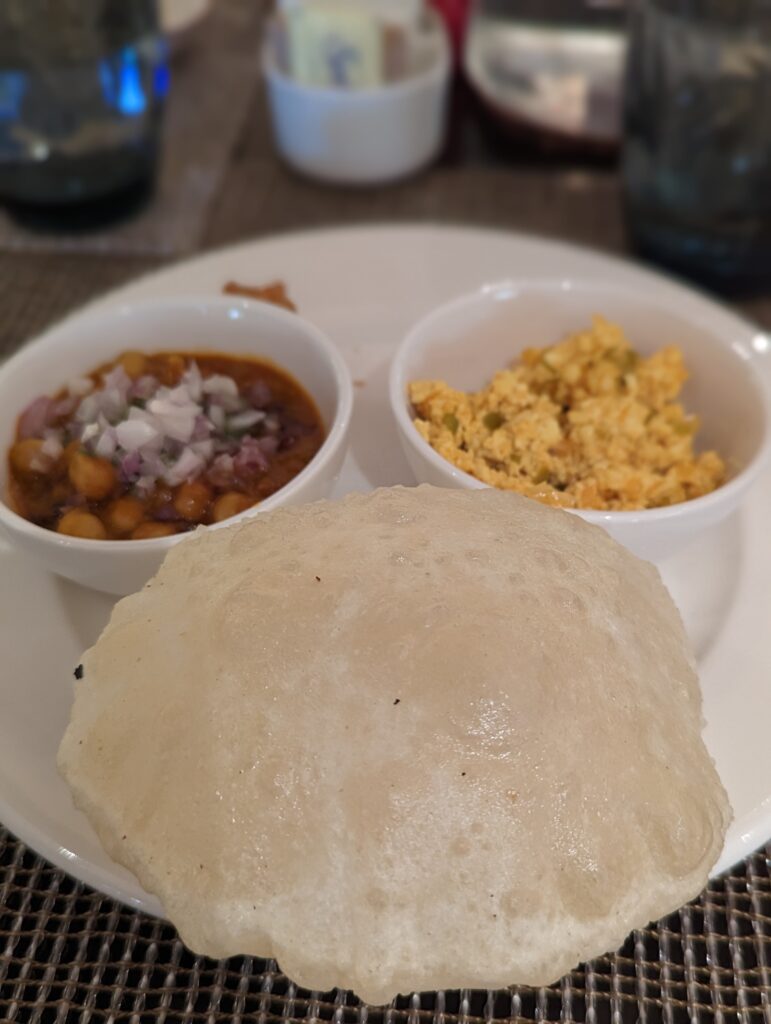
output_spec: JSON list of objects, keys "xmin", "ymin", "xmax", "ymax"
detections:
[
  {"xmin": 0, "ymin": 294, "xmax": 354, "ymax": 552},
  {"xmin": 260, "ymin": 9, "xmax": 451, "ymax": 101},
  {"xmin": 389, "ymin": 277, "xmax": 771, "ymax": 525}
]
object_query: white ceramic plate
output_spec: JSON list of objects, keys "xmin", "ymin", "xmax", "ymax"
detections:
[{"xmin": 2, "ymin": 225, "xmax": 769, "ymax": 916}]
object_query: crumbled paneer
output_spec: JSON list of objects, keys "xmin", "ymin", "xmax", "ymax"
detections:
[{"xmin": 409, "ymin": 317, "xmax": 725, "ymax": 511}]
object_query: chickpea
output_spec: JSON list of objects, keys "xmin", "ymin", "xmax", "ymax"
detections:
[
  {"xmin": 58, "ymin": 510, "xmax": 107, "ymax": 540},
  {"xmin": 153, "ymin": 486, "xmax": 174, "ymax": 507},
  {"xmin": 105, "ymin": 496, "xmax": 145, "ymax": 536},
  {"xmin": 69, "ymin": 452, "xmax": 116, "ymax": 501},
  {"xmin": 119, "ymin": 351, "xmax": 147, "ymax": 380},
  {"xmin": 63, "ymin": 440, "xmax": 81, "ymax": 465},
  {"xmin": 10, "ymin": 438, "xmax": 54, "ymax": 477},
  {"xmin": 212, "ymin": 491, "xmax": 253, "ymax": 523},
  {"xmin": 131, "ymin": 521, "xmax": 177, "ymax": 540},
  {"xmin": 173, "ymin": 479, "xmax": 212, "ymax": 522}
]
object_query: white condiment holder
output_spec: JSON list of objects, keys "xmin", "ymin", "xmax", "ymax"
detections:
[{"xmin": 262, "ymin": 9, "xmax": 452, "ymax": 186}]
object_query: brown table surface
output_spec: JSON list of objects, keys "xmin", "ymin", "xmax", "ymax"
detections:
[{"xmin": 2, "ymin": 12, "xmax": 771, "ymax": 1024}]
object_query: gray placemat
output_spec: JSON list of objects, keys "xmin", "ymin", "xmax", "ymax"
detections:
[
  {"xmin": 1, "ymin": 822, "xmax": 770, "ymax": 1023},
  {"xmin": 0, "ymin": 0, "xmax": 265, "ymax": 258}
]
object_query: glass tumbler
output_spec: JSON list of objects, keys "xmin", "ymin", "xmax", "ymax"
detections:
[
  {"xmin": 624, "ymin": 0, "xmax": 771, "ymax": 288},
  {"xmin": 0, "ymin": 0, "xmax": 168, "ymax": 206}
]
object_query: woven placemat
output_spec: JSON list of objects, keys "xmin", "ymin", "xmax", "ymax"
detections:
[
  {"xmin": 0, "ymin": 0, "xmax": 264, "ymax": 258},
  {"xmin": 1, "ymin": 823, "xmax": 769, "ymax": 1023}
]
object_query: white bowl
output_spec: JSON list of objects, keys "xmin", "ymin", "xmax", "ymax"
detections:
[
  {"xmin": 389, "ymin": 280, "xmax": 771, "ymax": 563},
  {"xmin": 0, "ymin": 296, "xmax": 353, "ymax": 595},
  {"xmin": 261, "ymin": 13, "xmax": 452, "ymax": 186}
]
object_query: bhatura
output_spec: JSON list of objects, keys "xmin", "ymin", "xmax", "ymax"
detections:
[{"xmin": 59, "ymin": 485, "xmax": 730, "ymax": 1004}]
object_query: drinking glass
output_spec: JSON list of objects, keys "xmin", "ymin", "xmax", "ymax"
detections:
[
  {"xmin": 0, "ymin": 0, "xmax": 168, "ymax": 206},
  {"xmin": 624, "ymin": 0, "xmax": 771, "ymax": 288}
]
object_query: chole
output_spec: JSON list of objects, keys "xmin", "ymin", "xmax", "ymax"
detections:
[{"xmin": 58, "ymin": 485, "xmax": 731, "ymax": 1004}]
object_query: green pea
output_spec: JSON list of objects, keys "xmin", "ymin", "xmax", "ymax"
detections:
[
  {"xmin": 674, "ymin": 419, "xmax": 696, "ymax": 436},
  {"xmin": 613, "ymin": 349, "xmax": 640, "ymax": 374},
  {"xmin": 442, "ymin": 412, "xmax": 460, "ymax": 434},
  {"xmin": 483, "ymin": 411, "xmax": 505, "ymax": 431}
]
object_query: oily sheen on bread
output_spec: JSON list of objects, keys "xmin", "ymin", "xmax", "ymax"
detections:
[{"xmin": 58, "ymin": 485, "xmax": 731, "ymax": 1004}]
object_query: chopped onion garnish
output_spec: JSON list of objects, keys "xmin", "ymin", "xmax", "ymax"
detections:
[
  {"xmin": 258, "ymin": 434, "xmax": 279, "ymax": 457},
  {"xmin": 248, "ymin": 380, "xmax": 272, "ymax": 408},
  {"xmin": 116, "ymin": 419, "xmax": 160, "ymax": 452},
  {"xmin": 138, "ymin": 451, "xmax": 166, "ymax": 481},
  {"xmin": 227, "ymin": 409, "xmax": 266, "ymax": 432},
  {"xmin": 120, "ymin": 451, "xmax": 143, "ymax": 483},
  {"xmin": 190, "ymin": 439, "xmax": 215, "ymax": 461},
  {"xmin": 208, "ymin": 405, "xmax": 226, "ymax": 431},
  {"xmin": 101, "ymin": 365, "xmax": 132, "ymax": 399},
  {"xmin": 94, "ymin": 431, "xmax": 117, "ymax": 461},
  {"xmin": 23, "ymin": 357, "xmax": 279, "ymax": 493},
  {"xmin": 146, "ymin": 409, "xmax": 196, "ymax": 445},
  {"xmin": 192, "ymin": 414, "xmax": 211, "ymax": 442},
  {"xmin": 202, "ymin": 374, "xmax": 238, "ymax": 398},
  {"xmin": 127, "ymin": 405, "xmax": 156, "ymax": 426},
  {"xmin": 75, "ymin": 394, "xmax": 100, "ymax": 425},
  {"xmin": 165, "ymin": 448, "xmax": 205, "ymax": 487},
  {"xmin": 182, "ymin": 362, "xmax": 203, "ymax": 402},
  {"xmin": 235, "ymin": 435, "xmax": 270, "ymax": 474},
  {"xmin": 207, "ymin": 452, "xmax": 235, "ymax": 488},
  {"xmin": 40, "ymin": 436, "xmax": 63, "ymax": 461},
  {"xmin": 135, "ymin": 475, "xmax": 156, "ymax": 498},
  {"xmin": 18, "ymin": 396, "xmax": 54, "ymax": 440},
  {"xmin": 131, "ymin": 375, "xmax": 158, "ymax": 401},
  {"xmin": 53, "ymin": 396, "xmax": 78, "ymax": 420}
]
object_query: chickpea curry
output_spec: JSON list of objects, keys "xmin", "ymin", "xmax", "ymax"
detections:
[{"xmin": 8, "ymin": 350, "xmax": 324, "ymax": 541}]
